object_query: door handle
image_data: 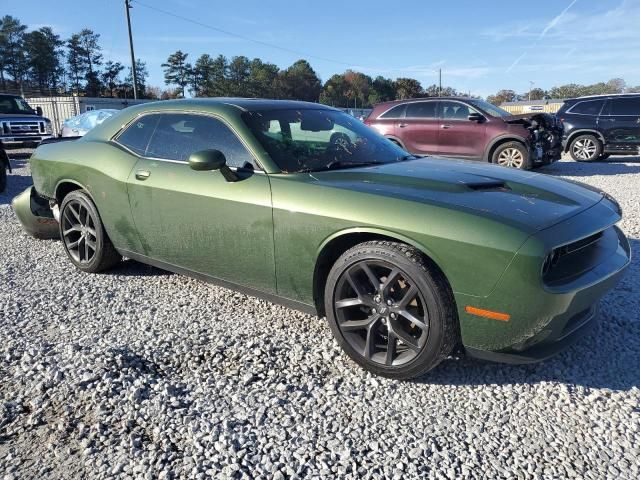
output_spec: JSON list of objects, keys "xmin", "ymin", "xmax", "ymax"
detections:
[
  {"xmin": 135, "ymin": 170, "xmax": 150, "ymax": 181},
  {"xmin": 398, "ymin": 123, "xmax": 408, "ymax": 128},
  {"xmin": 441, "ymin": 124, "xmax": 452, "ymax": 129}
]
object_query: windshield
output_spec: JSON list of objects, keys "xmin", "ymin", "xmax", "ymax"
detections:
[
  {"xmin": 242, "ymin": 108, "xmax": 410, "ymax": 173},
  {"xmin": 0, "ymin": 95, "xmax": 36, "ymax": 115},
  {"xmin": 469, "ymin": 99, "xmax": 511, "ymax": 118}
]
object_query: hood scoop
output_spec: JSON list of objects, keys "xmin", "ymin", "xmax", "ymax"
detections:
[{"xmin": 465, "ymin": 180, "xmax": 509, "ymax": 191}]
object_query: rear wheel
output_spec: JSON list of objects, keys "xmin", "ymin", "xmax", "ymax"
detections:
[
  {"xmin": 324, "ymin": 241, "xmax": 458, "ymax": 379},
  {"xmin": 492, "ymin": 142, "xmax": 530, "ymax": 169},
  {"xmin": 569, "ymin": 134, "xmax": 602, "ymax": 162},
  {"xmin": 59, "ymin": 190, "xmax": 121, "ymax": 273}
]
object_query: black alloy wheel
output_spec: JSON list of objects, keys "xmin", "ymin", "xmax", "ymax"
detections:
[
  {"xmin": 59, "ymin": 190, "xmax": 121, "ymax": 273},
  {"xmin": 333, "ymin": 259, "xmax": 429, "ymax": 367},
  {"xmin": 325, "ymin": 241, "xmax": 458, "ymax": 379}
]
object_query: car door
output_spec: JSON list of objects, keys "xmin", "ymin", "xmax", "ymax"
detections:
[
  {"xmin": 599, "ymin": 97, "xmax": 640, "ymax": 152},
  {"xmin": 118, "ymin": 111, "xmax": 276, "ymax": 293},
  {"xmin": 398, "ymin": 101, "xmax": 440, "ymax": 154},
  {"xmin": 436, "ymin": 100, "xmax": 487, "ymax": 158}
]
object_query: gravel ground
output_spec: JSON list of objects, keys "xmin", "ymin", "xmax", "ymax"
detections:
[{"xmin": 1, "ymin": 151, "xmax": 639, "ymax": 479}]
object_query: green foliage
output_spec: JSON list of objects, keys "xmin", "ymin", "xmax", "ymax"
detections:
[
  {"xmin": 24, "ymin": 27, "xmax": 64, "ymax": 92},
  {"xmin": 0, "ymin": 15, "xmax": 28, "ymax": 89},
  {"xmin": 161, "ymin": 50, "xmax": 191, "ymax": 98}
]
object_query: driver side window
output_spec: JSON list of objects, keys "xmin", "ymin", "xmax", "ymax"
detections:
[
  {"xmin": 440, "ymin": 101, "xmax": 476, "ymax": 121},
  {"xmin": 121, "ymin": 112, "xmax": 257, "ymax": 169}
]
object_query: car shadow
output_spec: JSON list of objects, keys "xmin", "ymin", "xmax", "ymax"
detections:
[
  {"xmin": 539, "ymin": 155, "xmax": 640, "ymax": 177},
  {"xmin": 417, "ymin": 238, "xmax": 639, "ymax": 392},
  {"xmin": 110, "ymin": 259, "xmax": 173, "ymax": 277}
]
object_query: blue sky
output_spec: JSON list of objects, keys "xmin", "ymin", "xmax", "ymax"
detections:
[{"xmin": 6, "ymin": 0, "xmax": 640, "ymax": 97}]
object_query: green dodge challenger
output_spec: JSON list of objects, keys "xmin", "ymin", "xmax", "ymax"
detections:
[{"xmin": 13, "ymin": 99, "xmax": 630, "ymax": 379}]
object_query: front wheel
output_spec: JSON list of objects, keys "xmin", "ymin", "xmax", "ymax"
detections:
[
  {"xmin": 59, "ymin": 190, "xmax": 121, "ymax": 273},
  {"xmin": 324, "ymin": 241, "xmax": 458, "ymax": 379},
  {"xmin": 492, "ymin": 142, "xmax": 530, "ymax": 169},
  {"xmin": 569, "ymin": 134, "xmax": 602, "ymax": 162}
]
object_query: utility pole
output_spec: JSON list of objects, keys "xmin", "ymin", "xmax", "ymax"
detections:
[
  {"xmin": 528, "ymin": 80, "xmax": 534, "ymax": 101},
  {"xmin": 439, "ymin": 69, "xmax": 442, "ymax": 96},
  {"xmin": 125, "ymin": 0, "xmax": 139, "ymax": 99}
]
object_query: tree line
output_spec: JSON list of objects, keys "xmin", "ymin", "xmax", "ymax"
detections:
[
  {"xmin": 161, "ymin": 49, "xmax": 471, "ymax": 107},
  {"xmin": 487, "ymin": 78, "xmax": 640, "ymax": 105},
  {"xmin": 0, "ymin": 15, "xmax": 150, "ymax": 98}
]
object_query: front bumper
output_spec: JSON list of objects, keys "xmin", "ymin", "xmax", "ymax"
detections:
[{"xmin": 456, "ymin": 199, "xmax": 630, "ymax": 363}]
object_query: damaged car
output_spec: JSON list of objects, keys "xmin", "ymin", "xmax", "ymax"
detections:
[
  {"xmin": 365, "ymin": 97, "xmax": 562, "ymax": 169},
  {"xmin": 12, "ymin": 99, "xmax": 629, "ymax": 379}
]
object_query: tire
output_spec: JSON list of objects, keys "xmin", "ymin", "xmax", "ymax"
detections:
[
  {"xmin": 324, "ymin": 241, "xmax": 458, "ymax": 379},
  {"xmin": 491, "ymin": 141, "xmax": 531, "ymax": 169},
  {"xmin": 59, "ymin": 190, "xmax": 121, "ymax": 273},
  {"xmin": 569, "ymin": 134, "xmax": 602, "ymax": 162},
  {"xmin": 387, "ymin": 137, "xmax": 404, "ymax": 149},
  {"xmin": 0, "ymin": 165, "xmax": 6, "ymax": 193}
]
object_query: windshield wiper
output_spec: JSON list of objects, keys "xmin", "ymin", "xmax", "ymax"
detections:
[
  {"xmin": 323, "ymin": 160, "xmax": 380, "ymax": 171},
  {"xmin": 398, "ymin": 154, "xmax": 419, "ymax": 161}
]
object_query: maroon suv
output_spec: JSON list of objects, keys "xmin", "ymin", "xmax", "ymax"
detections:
[{"xmin": 365, "ymin": 97, "xmax": 563, "ymax": 169}]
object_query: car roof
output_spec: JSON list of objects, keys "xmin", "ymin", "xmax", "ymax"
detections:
[
  {"xmin": 373, "ymin": 97, "xmax": 477, "ymax": 108},
  {"xmin": 567, "ymin": 93, "xmax": 640, "ymax": 102},
  {"xmin": 136, "ymin": 97, "xmax": 338, "ymax": 113}
]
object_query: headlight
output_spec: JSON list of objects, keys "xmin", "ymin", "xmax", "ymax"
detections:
[{"xmin": 45, "ymin": 121, "xmax": 53, "ymax": 135}]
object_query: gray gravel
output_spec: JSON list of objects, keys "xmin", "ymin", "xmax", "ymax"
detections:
[{"xmin": 1, "ymin": 152, "xmax": 639, "ymax": 479}]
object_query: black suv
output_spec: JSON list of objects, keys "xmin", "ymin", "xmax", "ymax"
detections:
[{"xmin": 557, "ymin": 94, "xmax": 640, "ymax": 162}]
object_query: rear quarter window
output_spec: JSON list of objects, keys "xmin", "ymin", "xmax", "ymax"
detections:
[
  {"xmin": 379, "ymin": 104, "xmax": 406, "ymax": 119},
  {"xmin": 116, "ymin": 114, "xmax": 160, "ymax": 155},
  {"xmin": 568, "ymin": 99, "xmax": 604, "ymax": 115}
]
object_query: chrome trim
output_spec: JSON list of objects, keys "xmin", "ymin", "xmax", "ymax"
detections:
[{"xmin": 377, "ymin": 99, "xmax": 482, "ymax": 121}]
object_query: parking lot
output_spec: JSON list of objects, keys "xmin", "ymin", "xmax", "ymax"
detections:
[{"xmin": 1, "ymin": 153, "xmax": 639, "ymax": 479}]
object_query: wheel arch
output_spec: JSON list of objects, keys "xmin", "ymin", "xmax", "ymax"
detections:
[
  {"xmin": 563, "ymin": 129, "xmax": 605, "ymax": 152},
  {"xmin": 484, "ymin": 135, "xmax": 528, "ymax": 163},
  {"xmin": 55, "ymin": 179, "xmax": 91, "ymax": 204},
  {"xmin": 384, "ymin": 135, "xmax": 407, "ymax": 150},
  {"xmin": 312, "ymin": 228, "xmax": 453, "ymax": 317}
]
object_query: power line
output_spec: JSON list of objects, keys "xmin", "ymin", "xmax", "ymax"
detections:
[{"xmin": 131, "ymin": 0, "xmax": 354, "ymax": 67}]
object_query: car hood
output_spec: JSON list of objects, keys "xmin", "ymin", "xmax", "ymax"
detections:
[
  {"xmin": 307, "ymin": 157, "xmax": 604, "ymax": 233},
  {"xmin": 0, "ymin": 114, "xmax": 47, "ymax": 122}
]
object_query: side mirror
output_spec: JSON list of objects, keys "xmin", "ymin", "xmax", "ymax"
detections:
[
  {"xmin": 468, "ymin": 112, "xmax": 484, "ymax": 122},
  {"xmin": 36, "ymin": 106, "xmax": 43, "ymax": 116},
  {"xmin": 188, "ymin": 149, "xmax": 238, "ymax": 182}
]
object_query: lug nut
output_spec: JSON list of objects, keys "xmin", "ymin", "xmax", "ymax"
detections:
[
  {"xmin": 390, "ymin": 313, "xmax": 396, "ymax": 319},
  {"xmin": 386, "ymin": 299, "xmax": 393, "ymax": 305},
  {"xmin": 372, "ymin": 308, "xmax": 377, "ymax": 314},
  {"xmin": 374, "ymin": 295, "xmax": 381, "ymax": 303}
]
